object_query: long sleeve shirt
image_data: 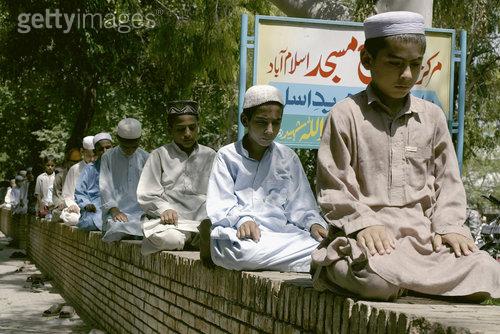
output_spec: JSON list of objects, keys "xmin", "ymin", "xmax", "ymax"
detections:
[
  {"xmin": 34, "ymin": 172, "xmax": 55, "ymax": 206},
  {"xmin": 75, "ymin": 160, "xmax": 101, "ymax": 210},
  {"xmin": 3, "ymin": 187, "xmax": 12, "ymax": 208},
  {"xmin": 74, "ymin": 160, "xmax": 103, "ymax": 230},
  {"xmin": 316, "ymin": 84, "xmax": 470, "ymax": 237},
  {"xmin": 312, "ymin": 86, "xmax": 500, "ymax": 298},
  {"xmin": 10, "ymin": 187, "xmax": 21, "ymax": 212},
  {"xmin": 99, "ymin": 146, "xmax": 149, "ymax": 217},
  {"xmin": 207, "ymin": 139, "xmax": 327, "ymax": 232},
  {"xmin": 52, "ymin": 169, "xmax": 67, "ymax": 209},
  {"xmin": 137, "ymin": 142, "xmax": 216, "ymax": 221},
  {"xmin": 62, "ymin": 161, "xmax": 89, "ymax": 207}
]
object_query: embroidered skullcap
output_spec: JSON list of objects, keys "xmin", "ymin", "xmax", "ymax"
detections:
[
  {"xmin": 19, "ymin": 170, "xmax": 27, "ymax": 177},
  {"xmin": 364, "ymin": 11, "xmax": 425, "ymax": 40},
  {"xmin": 243, "ymin": 85, "xmax": 284, "ymax": 109},
  {"xmin": 168, "ymin": 100, "xmax": 199, "ymax": 116},
  {"xmin": 83, "ymin": 136, "xmax": 94, "ymax": 150},
  {"xmin": 93, "ymin": 132, "xmax": 112, "ymax": 146},
  {"xmin": 117, "ymin": 118, "xmax": 142, "ymax": 139}
]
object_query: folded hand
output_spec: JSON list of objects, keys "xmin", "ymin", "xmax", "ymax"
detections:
[
  {"xmin": 160, "ymin": 209, "xmax": 178, "ymax": 225},
  {"xmin": 237, "ymin": 220, "xmax": 260, "ymax": 242}
]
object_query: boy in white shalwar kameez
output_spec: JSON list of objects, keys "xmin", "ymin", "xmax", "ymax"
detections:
[
  {"xmin": 100, "ymin": 118, "xmax": 149, "ymax": 242},
  {"xmin": 207, "ymin": 85, "xmax": 328, "ymax": 272},
  {"xmin": 34, "ymin": 156, "xmax": 56, "ymax": 218},
  {"xmin": 60, "ymin": 136, "xmax": 95, "ymax": 226},
  {"xmin": 137, "ymin": 100, "xmax": 216, "ymax": 255}
]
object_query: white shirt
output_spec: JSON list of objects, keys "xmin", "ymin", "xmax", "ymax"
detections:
[
  {"xmin": 99, "ymin": 146, "xmax": 149, "ymax": 216},
  {"xmin": 137, "ymin": 142, "xmax": 216, "ymax": 221},
  {"xmin": 62, "ymin": 160, "xmax": 89, "ymax": 207},
  {"xmin": 207, "ymin": 139, "xmax": 327, "ymax": 232},
  {"xmin": 34, "ymin": 172, "xmax": 55, "ymax": 205}
]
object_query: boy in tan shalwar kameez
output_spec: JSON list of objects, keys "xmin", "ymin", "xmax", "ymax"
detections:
[{"xmin": 312, "ymin": 11, "xmax": 500, "ymax": 301}]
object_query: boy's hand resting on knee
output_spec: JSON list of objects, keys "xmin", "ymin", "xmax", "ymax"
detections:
[
  {"xmin": 110, "ymin": 207, "xmax": 128, "ymax": 222},
  {"xmin": 310, "ymin": 224, "xmax": 328, "ymax": 241},
  {"xmin": 237, "ymin": 221, "xmax": 260, "ymax": 242},
  {"xmin": 356, "ymin": 225, "xmax": 395, "ymax": 256},
  {"xmin": 432, "ymin": 233, "xmax": 478, "ymax": 257},
  {"xmin": 160, "ymin": 209, "xmax": 178, "ymax": 225}
]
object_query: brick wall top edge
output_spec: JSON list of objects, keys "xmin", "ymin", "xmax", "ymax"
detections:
[{"xmin": 18, "ymin": 214, "xmax": 500, "ymax": 334}]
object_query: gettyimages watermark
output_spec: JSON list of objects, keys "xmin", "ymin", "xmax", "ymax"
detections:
[{"xmin": 17, "ymin": 9, "xmax": 158, "ymax": 34}]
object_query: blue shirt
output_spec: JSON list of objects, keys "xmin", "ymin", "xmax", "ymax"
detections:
[{"xmin": 75, "ymin": 159, "xmax": 102, "ymax": 230}]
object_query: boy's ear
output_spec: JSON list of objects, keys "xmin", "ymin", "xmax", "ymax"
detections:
[
  {"xmin": 360, "ymin": 48, "xmax": 373, "ymax": 70},
  {"xmin": 241, "ymin": 114, "xmax": 249, "ymax": 127}
]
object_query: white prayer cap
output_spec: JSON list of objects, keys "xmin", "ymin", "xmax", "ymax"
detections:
[
  {"xmin": 15, "ymin": 175, "xmax": 24, "ymax": 181},
  {"xmin": 93, "ymin": 132, "xmax": 112, "ymax": 146},
  {"xmin": 364, "ymin": 11, "xmax": 425, "ymax": 40},
  {"xmin": 19, "ymin": 170, "xmax": 27, "ymax": 177},
  {"xmin": 82, "ymin": 136, "xmax": 95, "ymax": 150},
  {"xmin": 243, "ymin": 85, "xmax": 284, "ymax": 109},
  {"xmin": 117, "ymin": 118, "xmax": 142, "ymax": 139}
]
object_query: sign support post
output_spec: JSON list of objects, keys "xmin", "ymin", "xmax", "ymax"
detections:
[
  {"xmin": 457, "ymin": 30, "xmax": 467, "ymax": 173},
  {"xmin": 237, "ymin": 14, "xmax": 249, "ymax": 140}
]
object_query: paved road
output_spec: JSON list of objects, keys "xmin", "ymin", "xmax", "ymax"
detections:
[{"xmin": 0, "ymin": 232, "xmax": 95, "ymax": 334}]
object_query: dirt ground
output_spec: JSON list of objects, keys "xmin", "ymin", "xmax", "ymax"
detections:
[{"xmin": 0, "ymin": 231, "xmax": 98, "ymax": 334}]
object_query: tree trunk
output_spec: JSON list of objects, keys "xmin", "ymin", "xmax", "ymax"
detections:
[
  {"xmin": 375, "ymin": 0, "xmax": 433, "ymax": 26},
  {"xmin": 269, "ymin": 0, "xmax": 434, "ymax": 26},
  {"xmin": 270, "ymin": 0, "xmax": 352, "ymax": 20},
  {"xmin": 64, "ymin": 81, "xmax": 97, "ymax": 152}
]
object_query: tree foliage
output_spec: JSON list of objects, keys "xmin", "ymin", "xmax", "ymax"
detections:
[
  {"xmin": 0, "ymin": 1, "xmax": 497, "ymax": 208},
  {"xmin": 267, "ymin": 0, "xmax": 499, "ymax": 201},
  {"xmin": 0, "ymin": 0, "xmax": 276, "ymax": 178}
]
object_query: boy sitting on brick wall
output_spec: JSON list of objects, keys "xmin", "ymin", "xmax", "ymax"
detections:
[
  {"xmin": 137, "ymin": 100, "xmax": 216, "ymax": 255},
  {"xmin": 206, "ymin": 85, "xmax": 328, "ymax": 272},
  {"xmin": 312, "ymin": 11, "xmax": 500, "ymax": 301}
]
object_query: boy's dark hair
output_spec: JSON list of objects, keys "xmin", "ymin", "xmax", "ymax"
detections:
[
  {"xmin": 43, "ymin": 155, "xmax": 55, "ymax": 164},
  {"xmin": 241, "ymin": 101, "xmax": 284, "ymax": 123},
  {"xmin": 364, "ymin": 33, "xmax": 426, "ymax": 57}
]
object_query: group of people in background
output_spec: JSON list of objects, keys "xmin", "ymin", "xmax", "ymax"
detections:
[
  {"xmin": 2, "ymin": 11, "xmax": 498, "ymax": 302},
  {"xmin": 1, "ymin": 168, "xmax": 36, "ymax": 215}
]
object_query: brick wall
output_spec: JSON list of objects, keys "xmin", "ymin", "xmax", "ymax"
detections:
[
  {"xmin": 1, "ymin": 210, "xmax": 488, "ymax": 334},
  {"xmin": 1, "ymin": 208, "xmax": 12, "ymax": 237},
  {"xmin": 1, "ymin": 208, "xmax": 29, "ymax": 249}
]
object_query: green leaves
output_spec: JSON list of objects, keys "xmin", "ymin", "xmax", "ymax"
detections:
[{"xmin": 0, "ymin": 0, "xmax": 275, "ymax": 178}]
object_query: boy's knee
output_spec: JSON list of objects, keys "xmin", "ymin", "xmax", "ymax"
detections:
[
  {"xmin": 329, "ymin": 259, "xmax": 403, "ymax": 301},
  {"xmin": 355, "ymin": 277, "xmax": 402, "ymax": 301},
  {"xmin": 149, "ymin": 229, "xmax": 187, "ymax": 251}
]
